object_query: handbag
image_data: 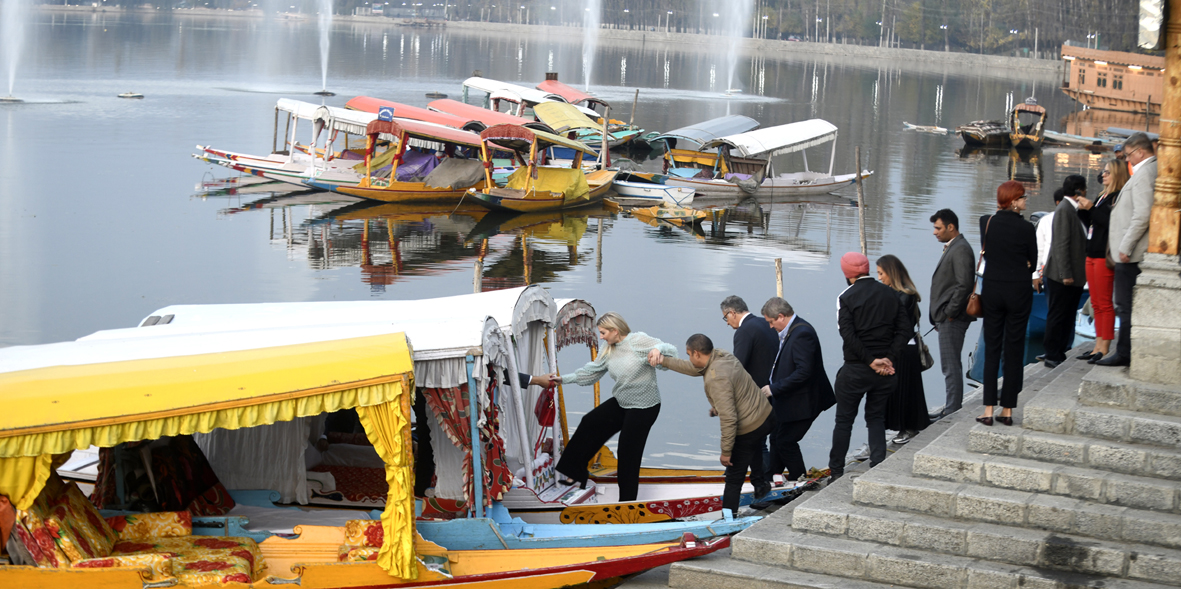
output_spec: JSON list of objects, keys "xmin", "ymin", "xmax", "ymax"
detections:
[
  {"xmin": 965, "ymin": 216, "xmax": 991, "ymax": 319},
  {"xmin": 533, "ymin": 386, "xmax": 556, "ymax": 427},
  {"xmin": 915, "ymin": 326, "xmax": 935, "ymax": 371}
]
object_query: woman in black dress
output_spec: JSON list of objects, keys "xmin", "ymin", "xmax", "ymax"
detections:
[
  {"xmin": 978, "ymin": 181, "xmax": 1038, "ymax": 426},
  {"xmin": 876, "ymin": 254, "xmax": 931, "ymax": 444}
]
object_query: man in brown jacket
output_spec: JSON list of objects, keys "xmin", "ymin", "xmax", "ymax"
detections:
[{"xmin": 648, "ymin": 334, "xmax": 773, "ymax": 515}]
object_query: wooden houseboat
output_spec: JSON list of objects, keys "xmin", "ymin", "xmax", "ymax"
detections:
[{"xmin": 1060, "ymin": 44, "xmax": 1164, "ymax": 115}]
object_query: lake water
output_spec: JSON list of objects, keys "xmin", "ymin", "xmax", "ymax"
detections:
[{"xmin": 0, "ymin": 11, "xmax": 1118, "ymax": 471}]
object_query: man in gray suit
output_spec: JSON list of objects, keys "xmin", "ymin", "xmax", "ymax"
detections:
[
  {"xmin": 929, "ymin": 209, "xmax": 976, "ymax": 419},
  {"xmin": 1042, "ymin": 175, "xmax": 1092, "ymax": 367},
  {"xmin": 1097, "ymin": 133, "xmax": 1158, "ymax": 366}
]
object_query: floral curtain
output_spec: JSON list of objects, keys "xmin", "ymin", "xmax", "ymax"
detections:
[{"xmin": 422, "ymin": 379, "xmax": 511, "ymax": 511}]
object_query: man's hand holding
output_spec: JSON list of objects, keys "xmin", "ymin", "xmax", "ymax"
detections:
[
  {"xmin": 647, "ymin": 348, "xmax": 664, "ymax": 366},
  {"xmin": 870, "ymin": 358, "xmax": 895, "ymax": 376},
  {"xmin": 708, "ymin": 407, "xmax": 718, "ymax": 417}
]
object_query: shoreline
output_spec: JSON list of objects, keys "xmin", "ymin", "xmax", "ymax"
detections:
[{"xmin": 38, "ymin": 5, "xmax": 1062, "ymax": 75}]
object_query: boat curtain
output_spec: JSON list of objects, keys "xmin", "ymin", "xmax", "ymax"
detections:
[
  {"xmin": 357, "ymin": 392, "xmax": 416, "ymax": 580},
  {"xmin": 422, "ymin": 383, "xmax": 511, "ymax": 510},
  {"xmin": 0, "ymin": 454, "xmax": 54, "ymax": 511}
]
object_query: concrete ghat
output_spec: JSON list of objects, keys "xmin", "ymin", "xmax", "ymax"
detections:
[{"xmin": 657, "ymin": 344, "xmax": 1181, "ymax": 589}]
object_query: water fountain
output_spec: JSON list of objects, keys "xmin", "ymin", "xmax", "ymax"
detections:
[
  {"xmin": 1, "ymin": 0, "xmax": 30, "ymax": 102},
  {"xmin": 313, "ymin": 0, "xmax": 335, "ymax": 96},
  {"xmin": 581, "ymin": 0, "xmax": 600, "ymax": 92},
  {"xmin": 713, "ymin": 0, "xmax": 754, "ymax": 95}
]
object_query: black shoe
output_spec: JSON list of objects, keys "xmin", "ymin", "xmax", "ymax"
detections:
[
  {"xmin": 557, "ymin": 476, "xmax": 587, "ymax": 490},
  {"xmin": 828, "ymin": 471, "xmax": 843, "ymax": 484},
  {"xmin": 1035, "ymin": 354, "xmax": 1046, "ymax": 362},
  {"xmin": 1095, "ymin": 354, "xmax": 1129, "ymax": 367},
  {"xmin": 1078, "ymin": 351, "xmax": 1098, "ymax": 360},
  {"xmin": 1044, "ymin": 359, "xmax": 1062, "ymax": 369},
  {"xmin": 753, "ymin": 483, "xmax": 772, "ymax": 502},
  {"xmin": 749, "ymin": 500, "xmax": 773, "ymax": 511},
  {"xmin": 1087, "ymin": 352, "xmax": 1105, "ymax": 364}
]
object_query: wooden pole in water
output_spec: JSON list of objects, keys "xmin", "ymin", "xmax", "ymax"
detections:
[
  {"xmin": 629, "ymin": 89, "xmax": 639, "ymax": 126},
  {"xmin": 601, "ymin": 106, "xmax": 611, "ymax": 169},
  {"xmin": 473, "ymin": 260, "xmax": 482, "ymax": 293},
  {"xmin": 775, "ymin": 258, "xmax": 783, "ymax": 297},
  {"xmin": 856, "ymin": 146, "xmax": 867, "ymax": 256}
]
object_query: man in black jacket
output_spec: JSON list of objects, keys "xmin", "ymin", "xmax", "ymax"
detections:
[
  {"xmin": 1042, "ymin": 175, "xmax": 1091, "ymax": 367},
  {"xmin": 721, "ymin": 295, "xmax": 778, "ymax": 387},
  {"xmin": 829, "ymin": 252, "xmax": 912, "ymax": 479},
  {"xmin": 760, "ymin": 297, "xmax": 836, "ymax": 484},
  {"xmin": 928, "ymin": 209, "xmax": 976, "ymax": 419}
]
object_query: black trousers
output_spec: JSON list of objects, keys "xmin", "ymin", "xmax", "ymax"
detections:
[
  {"xmin": 1113, "ymin": 262, "xmax": 1141, "ymax": 359},
  {"xmin": 766, "ymin": 416, "xmax": 815, "ymax": 483},
  {"xmin": 1043, "ymin": 278, "xmax": 1084, "ymax": 362},
  {"xmin": 829, "ymin": 363, "xmax": 895, "ymax": 475},
  {"xmin": 555, "ymin": 397, "xmax": 660, "ymax": 502},
  {"xmin": 724, "ymin": 415, "xmax": 772, "ymax": 512},
  {"xmin": 413, "ymin": 392, "xmax": 435, "ymax": 497},
  {"xmin": 982, "ymin": 279, "xmax": 1033, "ymax": 408}
]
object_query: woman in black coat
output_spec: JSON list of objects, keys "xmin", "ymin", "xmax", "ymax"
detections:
[
  {"xmin": 978, "ymin": 181, "xmax": 1038, "ymax": 426},
  {"xmin": 876, "ymin": 254, "xmax": 930, "ymax": 443}
]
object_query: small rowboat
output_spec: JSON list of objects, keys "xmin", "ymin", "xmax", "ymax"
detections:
[
  {"xmin": 117, "ymin": 92, "xmax": 144, "ymax": 99},
  {"xmin": 903, "ymin": 121, "xmax": 947, "ymax": 134},
  {"xmin": 629, "ymin": 204, "xmax": 709, "ymax": 227},
  {"xmin": 612, "ymin": 172, "xmax": 695, "ymax": 207}
]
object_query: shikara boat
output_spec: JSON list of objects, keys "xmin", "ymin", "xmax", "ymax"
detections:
[
  {"xmin": 459, "ymin": 76, "xmax": 600, "ymax": 120},
  {"xmin": 535, "ymin": 74, "xmax": 645, "ymax": 144},
  {"xmin": 956, "ymin": 119, "xmax": 1011, "ymax": 147},
  {"xmin": 0, "ymin": 325, "xmax": 729, "ymax": 587},
  {"xmin": 305, "ymin": 116, "xmax": 489, "ymax": 203},
  {"xmin": 1009, "ymin": 98, "xmax": 1048, "ymax": 150},
  {"xmin": 663, "ymin": 119, "xmax": 873, "ymax": 198},
  {"xmin": 345, "ymin": 96, "xmax": 481, "ymax": 131},
  {"xmin": 612, "ymin": 172, "xmax": 696, "ymax": 207},
  {"xmin": 195, "ymin": 99, "xmax": 373, "ymax": 189},
  {"xmin": 427, "ymin": 99, "xmax": 552, "ymax": 132},
  {"xmin": 652, "ymin": 114, "xmax": 761, "ymax": 159},
  {"xmin": 903, "ymin": 121, "xmax": 948, "ymax": 134},
  {"xmin": 466, "ymin": 124, "xmax": 616, "ymax": 213},
  {"xmin": 630, "ymin": 204, "xmax": 710, "ymax": 227}
]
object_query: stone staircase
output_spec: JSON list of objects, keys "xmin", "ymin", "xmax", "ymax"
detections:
[{"xmin": 669, "ymin": 348, "xmax": 1181, "ymax": 589}]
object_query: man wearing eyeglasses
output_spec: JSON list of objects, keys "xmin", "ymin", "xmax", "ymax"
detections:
[
  {"xmin": 720, "ymin": 296, "xmax": 779, "ymax": 388},
  {"xmin": 1096, "ymin": 133, "xmax": 1157, "ymax": 367}
]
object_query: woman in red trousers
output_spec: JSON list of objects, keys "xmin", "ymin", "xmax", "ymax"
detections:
[{"xmin": 1078, "ymin": 159, "xmax": 1128, "ymax": 363}]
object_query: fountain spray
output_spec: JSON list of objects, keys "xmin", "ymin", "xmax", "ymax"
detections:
[
  {"xmin": 715, "ymin": 0, "xmax": 754, "ymax": 94},
  {"xmin": 1, "ymin": 0, "xmax": 30, "ymax": 102},
  {"xmin": 313, "ymin": 0, "xmax": 335, "ymax": 96},
  {"xmin": 582, "ymin": 0, "xmax": 601, "ymax": 92}
]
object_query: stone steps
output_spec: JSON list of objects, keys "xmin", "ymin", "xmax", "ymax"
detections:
[
  {"xmin": 1080, "ymin": 368, "xmax": 1181, "ymax": 418},
  {"xmin": 852, "ymin": 467, "xmax": 1181, "ymax": 550},
  {"xmin": 729, "ymin": 519, "xmax": 1177, "ymax": 589},
  {"xmin": 791, "ymin": 471, "xmax": 1181, "ymax": 583},
  {"xmin": 670, "ymin": 549, "xmax": 903, "ymax": 589},
  {"xmin": 1023, "ymin": 365, "xmax": 1181, "ymax": 449},
  {"xmin": 913, "ymin": 421, "xmax": 1181, "ymax": 513},
  {"xmin": 967, "ymin": 421, "xmax": 1181, "ymax": 481}
]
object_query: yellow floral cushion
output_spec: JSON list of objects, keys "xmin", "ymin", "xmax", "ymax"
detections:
[
  {"xmin": 106, "ymin": 511, "xmax": 193, "ymax": 541},
  {"xmin": 42, "ymin": 482, "xmax": 118, "ymax": 560},
  {"xmin": 170, "ymin": 553, "xmax": 253, "ymax": 586},
  {"xmin": 12, "ymin": 510, "xmax": 70, "ymax": 569},
  {"xmin": 337, "ymin": 546, "xmax": 380, "ymax": 562},
  {"xmin": 44, "ymin": 512, "xmax": 104, "ymax": 562},
  {"xmin": 72, "ymin": 552, "xmax": 175, "ymax": 581},
  {"xmin": 111, "ymin": 536, "xmax": 266, "ymax": 579},
  {"xmin": 343, "ymin": 519, "xmax": 384, "ymax": 547}
]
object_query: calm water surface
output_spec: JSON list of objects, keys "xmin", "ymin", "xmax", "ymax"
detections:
[{"xmin": 1, "ymin": 12, "xmax": 1117, "ymax": 469}]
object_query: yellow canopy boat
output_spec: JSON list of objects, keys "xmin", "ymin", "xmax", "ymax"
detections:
[
  {"xmin": 0, "ymin": 325, "xmax": 725, "ymax": 588},
  {"xmin": 466, "ymin": 124, "xmax": 616, "ymax": 213}
]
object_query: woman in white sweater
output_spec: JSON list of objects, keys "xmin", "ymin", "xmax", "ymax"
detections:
[{"xmin": 554, "ymin": 312, "xmax": 677, "ymax": 502}]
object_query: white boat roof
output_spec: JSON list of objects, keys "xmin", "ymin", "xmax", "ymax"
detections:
[
  {"xmin": 314, "ymin": 105, "xmax": 378, "ymax": 136},
  {"xmin": 700, "ymin": 119, "xmax": 839, "ymax": 158},
  {"xmin": 464, "ymin": 77, "xmax": 567, "ymax": 106}
]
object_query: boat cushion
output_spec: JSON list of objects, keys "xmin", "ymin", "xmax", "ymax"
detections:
[
  {"xmin": 343, "ymin": 519, "xmax": 384, "ymax": 547},
  {"xmin": 170, "ymin": 553, "xmax": 253, "ymax": 586},
  {"xmin": 105, "ymin": 511, "xmax": 193, "ymax": 541},
  {"xmin": 111, "ymin": 536, "xmax": 267, "ymax": 579},
  {"xmin": 45, "ymin": 482, "xmax": 119, "ymax": 558},
  {"xmin": 424, "ymin": 158, "xmax": 485, "ymax": 190},
  {"xmin": 72, "ymin": 552, "xmax": 174, "ymax": 581},
  {"xmin": 504, "ymin": 167, "xmax": 589, "ymax": 199},
  {"xmin": 11, "ymin": 507, "xmax": 70, "ymax": 568}
]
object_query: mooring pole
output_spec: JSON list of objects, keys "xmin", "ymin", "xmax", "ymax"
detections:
[
  {"xmin": 856, "ymin": 146, "xmax": 867, "ymax": 256},
  {"xmin": 629, "ymin": 89, "xmax": 639, "ymax": 126},
  {"xmin": 775, "ymin": 258, "xmax": 783, "ymax": 297}
]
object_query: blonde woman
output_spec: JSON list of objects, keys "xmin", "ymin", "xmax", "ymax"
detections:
[
  {"xmin": 1078, "ymin": 159, "xmax": 1129, "ymax": 363},
  {"xmin": 876, "ymin": 255, "xmax": 930, "ymax": 444},
  {"xmin": 554, "ymin": 312, "xmax": 677, "ymax": 501}
]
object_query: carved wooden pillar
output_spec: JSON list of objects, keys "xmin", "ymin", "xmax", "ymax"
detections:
[{"xmin": 1149, "ymin": 0, "xmax": 1181, "ymax": 255}]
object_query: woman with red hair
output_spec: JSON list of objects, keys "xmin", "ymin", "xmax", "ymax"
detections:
[{"xmin": 977, "ymin": 181, "xmax": 1038, "ymax": 426}]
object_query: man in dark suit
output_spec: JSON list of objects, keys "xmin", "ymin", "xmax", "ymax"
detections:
[
  {"xmin": 928, "ymin": 209, "xmax": 976, "ymax": 419},
  {"xmin": 759, "ymin": 297, "xmax": 835, "ymax": 484},
  {"xmin": 721, "ymin": 295, "xmax": 778, "ymax": 387},
  {"xmin": 829, "ymin": 252, "xmax": 911, "ymax": 480},
  {"xmin": 1042, "ymin": 175, "xmax": 1091, "ymax": 367}
]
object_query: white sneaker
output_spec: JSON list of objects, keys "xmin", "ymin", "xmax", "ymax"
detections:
[
  {"xmin": 892, "ymin": 430, "xmax": 916, "ymax": 445},
  {"xmin": 851, "ymin": 444, "xmax": 870, "ymax": 462}
]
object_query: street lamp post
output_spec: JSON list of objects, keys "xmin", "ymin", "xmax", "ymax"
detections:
[
  {"xmin": 666, "ymin": 10, "xmax": 672, "ymax": 33},
  {"xmin": 940, "ymin": 23, "xmax": 948, "ymax": 51}
]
